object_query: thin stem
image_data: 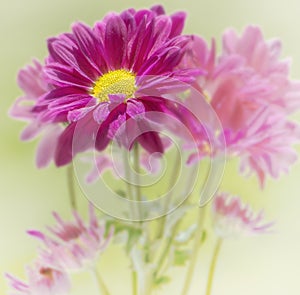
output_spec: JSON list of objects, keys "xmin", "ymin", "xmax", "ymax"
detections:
[
  {"xmin": 66, "ymin": 164, "xmax": 77, "ymax": 210},
  {"xmin": 92, "ymin": 267, "xmax": 111, "ymax": 295},
  {"xmin": 132, "ymin": 270, "xmax": 138, "ymax": 295},
  {"xmin": 154, "ymin": 220, "xmax": 181, "ymax": 278},
  {"xmin": 123, "ymin": 149, "xmax": 135, "ymax": 218},
  {"xmin": 156, "ymin": 149, "xmax": 181, "ymax": 239},
  {"xmin": 123, "ymin": 147, "xmax": 143, "ymax": 294},
  {"xmin": 181, "ymin": 207, "xmax": 206, "ymax": 295},
  {"xmin": 133, "ymin": 143, "xmax": 142, "ymax": 221},
  {"xmin": 205, "ymin": 238, "xmax": 223, "ymax": 295},
  {"xmin": 133, "ymin": 144, "xmax": 142, "ymax": 201}
]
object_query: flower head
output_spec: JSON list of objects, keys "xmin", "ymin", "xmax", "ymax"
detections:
[
  {"xmin": 6, "ymin": 260, "xmax": 70, "ymax": 295},
  {"xmin": 212, "ymin": 192, "xmax": 273, "ymax": 238},
  {"xmin": 28, "ymin": 205, "xmax": 113, "ymax": 271},
  {"xmin": 185, "ymin": 26, "xmax": 300, "ymax": 186},
  {"xmin": 12, "ymin": 5, "xmax": 200, "ymax": 167}
]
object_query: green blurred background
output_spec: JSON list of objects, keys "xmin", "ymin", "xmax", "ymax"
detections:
[{"xmin": 1, "ymin": 0, "xmax": 300, "ymax": 294}]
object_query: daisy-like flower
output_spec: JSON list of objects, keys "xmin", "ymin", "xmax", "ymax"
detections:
[
  {"xmin": 212, "ymin": 192, "xmax": 273, "ymax": 238},
  {"xmin": 184, "ymin": 26, "xmax": 300, "ymax": 186},
  {"xmin": 9, "ymin": 60, "xmax": 62, "ymax": 168},
  {"xmin": 13, "ymin": 5, "xmax": 201, "ymax": 167},
  {"xmin": 6, "ymin": 260, "xmax": 71, "ymax": 295},
  {"xmin": 28, "ymin": 205, "xmax": 113, "ymax": 271}
]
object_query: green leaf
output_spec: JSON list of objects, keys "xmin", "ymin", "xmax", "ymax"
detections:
[
  {"xmin": 104, "ymin": 219, "xmax": 142, "ymax": 251},
  {"xmin": 174, "ymin": 249, "xmax": 191, "ymax": 266},
  {"xmin": 154, "ymin": 276, "xmax": 171, "ymax": 287}
]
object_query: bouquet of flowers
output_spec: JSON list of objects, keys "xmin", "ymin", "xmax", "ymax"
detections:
[{"xmin": 6, "ymin": 5, "xmax": 300, "ymax": 295}]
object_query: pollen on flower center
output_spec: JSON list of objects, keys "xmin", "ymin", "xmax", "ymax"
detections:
[
  {"xmin": 40, "ymin": 267, "xmax": 53, "ymax": 279},
  {"xmin": 91, "ymin": 69, "xmax": 136, "ymax": 103}
]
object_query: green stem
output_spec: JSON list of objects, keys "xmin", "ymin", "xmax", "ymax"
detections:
[
  {"xmin": 123, "ymin": 150, "xmax": 139, "ymax": 294},
  {"xmin": 123, "ymin": 149, "xmax": 136, "ymax": 219},
  {"xmin": 132, "ymin": 270, "xmax": 138, "ymax": 295},
  {"xmin": 133, "ymin": 143, "xmax": 142, "ymax": 221},
  {"xmin": 92, "ymin": 267, "xmax": 111, "ymax": 295},
  {"xmin": 205, "ymin": 238, "xmax": 223, "ymax": 295},
  {"xmin": 181, "ymin": 207, "xmax": 206, "ymax": 295},
  {"xmin": 156, "ymin": 149, "xmax": 181, "ymax": 239},
  {"xmin": 154, "ymin": 220, "xmax": 181, "ymax": 278},
  {"xmin": 133, "ymin": 143, "xmax": 141, "ymax": 201},
  {"xmin": 66, "ymin": 164, "xmax": 77, "ymax": 210}
]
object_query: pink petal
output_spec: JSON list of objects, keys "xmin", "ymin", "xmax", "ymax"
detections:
[{"xmin": 36, "ymin": 125, "xmax": 62, "ymax": 168}]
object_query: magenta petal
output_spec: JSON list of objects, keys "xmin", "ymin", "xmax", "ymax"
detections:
[
  {"xmin": 55, "ymin": 112, "xmax": 99, "ymax": 166},
  {"xmin": 105, "ymin": 15, "xmax": 127, "ymax": 69},
  {"xmin": 138, "ymin": 46, "xmax": 183, "ymax": 76},
  {"xmin": 128, "ymin": 17, "xmax": 147, "ymax": 69},
  {"xmin": 45, "ymin": 64, "xmax": 93, "ymax": 89},
  {"xmin": 48, "ymin": 94, "xmax": 92, "ymax": 109},
  {"xmin": 126, "ymin": 100, "xmax": 145, "ymax": 117},
  {"xmin": 131, "ymin": 19, "xmax": 155, "ymax": 71},
  {"xmin": 152, "ymin": 15, "xmax": 172, "ymax": 46},
  {"xmin": 120, "ymin": 9, "xmax": 137, "ymax": 39},
  {"xmin": 170, "ymin": 12, "xmax": 186, "ymax": 37},
  {"xmin": 20, "ymin": 121, "xmax": 42, "ymax": 141},
  {"xmin": 17, "ymin": 65, "xmax": 46, "ymax": 98},
  {"xmin": 134, "ymin": 9, "xmax": 153, "ymax": 25},
  {"xmin": 36, "ymin": 125, "xmax": 62, "ymax": 168},
  {"xmin": 95, "ymin": 128, "xmax": 111, "ymax": 151},
  {"xmin": 107, "ymin": 113, "xmax": 127, "ymax": 140},
  {"xmin": 151, "ymin": 5, "xmax": 166, "ymax": 15},
  {"xmin": 93, "ymin": 102, "xmax": 110, "ymax": 123},
  {"xmin": 27, "ymin": 230, "xmax": 46, "ymax": 241},
  {"xmin": 85, "ymin": 154, "xmax": 112, "ymax": 183},
  {"xmin": 137, "ymin": 130, "xmax": 164, "ymax": 154},
  {"xmin": 40, "ymin": 86, "xmax": 86, "ymax": 103},
  {"xmin": 72, "ymin": 22, "xmax": 107, "ymax": 75},
  {"xmin": 9, "ymin": 96, "xmax": 34, "ymax": 120},
  {"xmin": 108, "ymin": 94, "xmax": 126, "ymax": 104},
  {"xmin": 55, "ymin": 123, "xmax": 76, "ymax": 166},
  {"xmin": 95, "ymin": 103, "xmax": 127, "ymax": 150},
  {"xmin": 68, "ymin": 106, "xmax": 95, "ymax": 122}
]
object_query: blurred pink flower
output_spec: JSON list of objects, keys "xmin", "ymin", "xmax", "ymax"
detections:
[
  {"xmin": 184, "ymin": 26, "xmax": 300, "ymax": 186},
  {"xmin": 28, "ymin": 205, "xmax": 113, "ymax": 271},
  {"xmin": 6, "ymin": 260, "xmax": 71, "ymax": 295},
  {"xmin": 9, "ymin": 60, "xmax": 62, "ymax": 168},
  {"xmin": 212, "ymin": 192, "xmax": 273, "ymax": 238}
]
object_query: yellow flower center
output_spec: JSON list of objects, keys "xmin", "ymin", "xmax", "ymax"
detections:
[{"xmin": 91, "ymin": 69, "xmax": 136, "ymax": 103}]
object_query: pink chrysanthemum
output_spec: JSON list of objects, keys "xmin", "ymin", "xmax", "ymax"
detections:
[
  {"xmin": 9, "ymin": 60, "xmax": 62, "ymax": 168},
  {"xmin": 28, "ymin": 205, "xmax": 113, "ymax": 271},
  {"xmin": 12, "ymin": 5, "xmax": 200, "ymax": 167},
  {"xmin": 212, "ymin": 192, "xmax": 273, "ymax": 238},
  {"xmin": 6, "ymin": 260, "xmax": 71, "ymax": 295},
  {"xmin": 184, "ymin": 26, "xmax": 300, "ymax": 186}
]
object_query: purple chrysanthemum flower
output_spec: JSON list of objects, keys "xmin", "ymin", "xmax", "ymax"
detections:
[{"xmin": 13, "ymin": 5, "xmax": 200, "ymax": 167}]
